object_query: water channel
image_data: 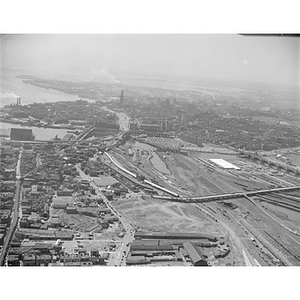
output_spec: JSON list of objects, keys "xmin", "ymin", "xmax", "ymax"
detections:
[
  {"xmin": 134, "ymin": 141, "xmax": 170, "ymax": 175},
  {"xmin": 0, "ymin": 121, "xmax": 69, "ymax": 141}
]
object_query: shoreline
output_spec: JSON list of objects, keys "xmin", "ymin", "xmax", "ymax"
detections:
[{"xmin": 0, "ymin": 117, "xmax": 76, "ymax": 130}]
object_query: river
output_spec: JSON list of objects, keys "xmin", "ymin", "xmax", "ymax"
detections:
[
  {"xmin": 150, "ymin": 152, "xmax": 171, "ymax": 175},
  {"xmin": 0, "ymin": 68, "xmax": 90, "ymax": 140},
  {"xmin": 0, "ymin": 68, "xmax": 91, "ymax": 107}
]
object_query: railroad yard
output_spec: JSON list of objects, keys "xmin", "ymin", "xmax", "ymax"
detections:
[
  {"xmin": 107, "ymin": 135, "xmax": 300, "ymax": 266},
  {"xmin": 1, "ymin": 98, "xmax": 300, "ymax": 267}
]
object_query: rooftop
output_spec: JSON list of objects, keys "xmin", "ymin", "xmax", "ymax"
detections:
[{"xmin": 209, "ymin": 158, "xmax": 240, "ymax": 170}]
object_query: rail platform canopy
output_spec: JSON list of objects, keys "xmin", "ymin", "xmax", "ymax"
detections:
[{"xmin": 209, "ymin": 158, "xmax": 240, "ymax": 170}]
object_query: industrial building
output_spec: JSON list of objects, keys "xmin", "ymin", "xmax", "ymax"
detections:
[
  {"xmin": 180, "ymin": 133, "xmax": 202, "ymax": 147},
  {"xmin": 94, "ymin": 121, "xmax": 119, "ymax": 130},
  {"xmin": 183, "ymin": 241, "xmax": 208, "ymax": 266},
  {"xmin": 93, "ymin": 121, "xmax": 120, "ymax": 137},
  {"xmin": 139, "ymin": 123, "xmax": 161, "ymax": 132},
  {"xmin": 10, "ymin": 128, "xmax": 34, "ymax": 141},
  {"xmin": 134, "ymin": 232, "xmax": 217, "ymax": 242}
]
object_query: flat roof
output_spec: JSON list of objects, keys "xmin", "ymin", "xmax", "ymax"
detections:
[{"xmin": 209, "ymin": 158, "xmax": 240, "ymax": 170}]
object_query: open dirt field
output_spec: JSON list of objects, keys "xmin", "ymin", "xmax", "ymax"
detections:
[
  {"xmin": 112, "ymin": 195, "xmax": 224, "ymax": 235},
  {"xmin": 162, "ymin": 153, "xmax": 242, "ymax": 196},
  {"xmin": 60, "ymin": 213, "xmax": 100, "ymax": 231}
]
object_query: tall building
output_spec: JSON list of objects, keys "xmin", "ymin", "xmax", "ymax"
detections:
[
  {"xmin": 120, "ymin": 90, "xmax": 124, "ymax": 104},
  {"xmin": 161, "ymin": 120, "xmax": 169, "ymax": 131},
  {"xmin": 16, "ymin": 97, "xmax": 22, "ymax": 106}
]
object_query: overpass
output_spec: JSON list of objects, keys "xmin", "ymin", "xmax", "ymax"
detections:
[
  {"xmin": 73, "ymin": 126, "xmax": 95, "ymax": 142},
  {"xmin": 104, "ymin": 147, "xmax": 300, "ymax": 202},
  {"xmin": 246, "ymin": 185, "xmax": 300, "ymax": 196},
  {"xmin": 152, "ymin": 185, "xmax": 300, "ymax": 203}
]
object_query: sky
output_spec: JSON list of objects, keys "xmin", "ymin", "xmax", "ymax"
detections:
[{"xmin": 1, "ymin": 34, "xmax": 299, "ymax": 87}]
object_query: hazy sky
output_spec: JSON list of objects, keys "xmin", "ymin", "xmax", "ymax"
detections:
[{"xmin": 1, "ymin": 34, "xmax": 299, "ymax": 86}]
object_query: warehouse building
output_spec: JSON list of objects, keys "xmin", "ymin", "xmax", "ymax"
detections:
[
  {"xmin": 139, "ymin": 124, "xmax": 161, "ymax": 132},
  {"xmin": 183, "ymin": 241, "xmax": 208, "ymax": 266},
  {"xmin": 134, "ymin": 232, "xmax": 217, "ymax": 242},
  {"xmin": 126, "ymin": 256, "xmax": 149, "ymax": 265},
  {"xmin": 10, "ymin": 128, "xmax": 34, "ymax": 141}
]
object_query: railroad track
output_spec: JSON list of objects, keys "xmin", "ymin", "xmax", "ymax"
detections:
[{"xmin": 264, "ymin": 231, "xmax": 300, "ymax": 264}]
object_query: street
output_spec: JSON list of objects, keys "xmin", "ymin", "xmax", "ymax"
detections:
[
  {"xmin": 76, "ymin": 165, "xmax": 134, "ymax": 266},
  {"xmin": 0, "ymin": 151, "xmax": 22, "ymax": 266},
  {"xmin": 102, "ymin": 106, "xmax": 130, "ymax": 132}
]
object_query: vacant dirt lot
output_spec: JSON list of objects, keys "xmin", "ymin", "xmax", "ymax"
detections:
[{"xmin": 112, "ymin": 195, "xmax": 224, "ymax": 236}]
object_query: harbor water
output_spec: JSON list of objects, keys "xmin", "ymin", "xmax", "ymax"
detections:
[{"xmin": 0, "ymin": 121, "xmax": 69, "ymax": 141}]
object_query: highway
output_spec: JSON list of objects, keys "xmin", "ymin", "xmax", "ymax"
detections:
[
  {"xmin": 76, "ymin": 165, "xmax": 134, "ymax": 266},
  {"xmin": 0, "ymin": 151, "xmax": 22, "ymax": 266}
]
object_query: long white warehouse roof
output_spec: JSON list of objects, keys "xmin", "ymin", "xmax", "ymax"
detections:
[{"xmin": 209, "ymin": 158, "xmax": 240, "ymax": 170}]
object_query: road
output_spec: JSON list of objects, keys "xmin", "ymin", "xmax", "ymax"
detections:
[
  {"xmin": 76, "ymin": 165, "xmax": 134, "ymax": 266},
  {"xmin": 0, "ymin": 151, "xmax": 22, "ymax": 266},
  {"xmin": 102, "ymin": 106, "xmax": 130, "ymax": 132},
  {"xmin": 36, "ymin": 153, "xmax": 42, "ymax": 168},
  {"xmin": 242, "ymin": 249, "xmax": 252, "ymax": 266}
]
